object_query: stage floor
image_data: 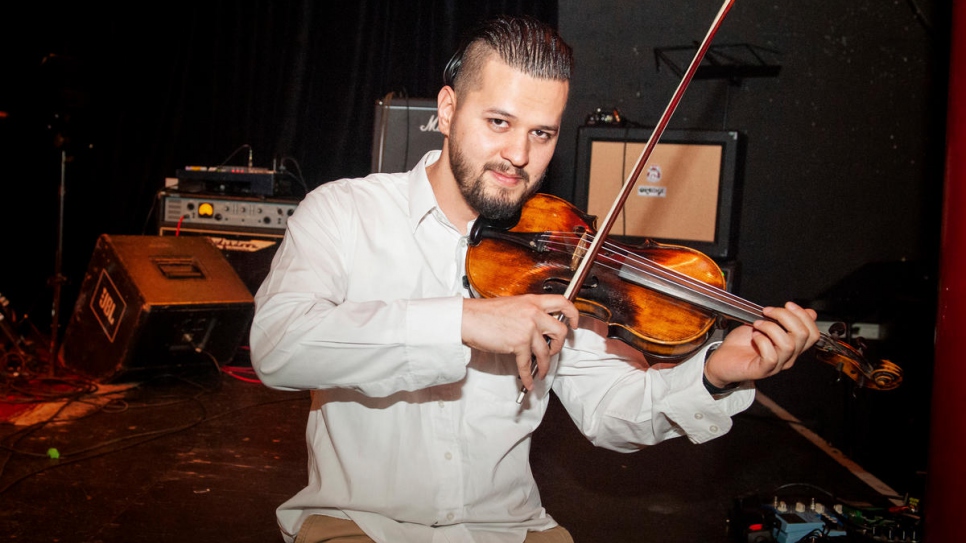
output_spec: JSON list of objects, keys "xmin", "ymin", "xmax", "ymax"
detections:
[{"xmin": 0, "ymin": 358, "xmax": 923, "ymax": 543}]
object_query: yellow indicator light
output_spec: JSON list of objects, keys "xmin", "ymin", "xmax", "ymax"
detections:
[{"xmin": 198, "ymin": 202, "xmax": 214, "ymax": 218}]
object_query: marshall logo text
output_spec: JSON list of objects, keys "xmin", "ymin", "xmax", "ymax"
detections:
[{"xmin": 420, "ymin": 114, "xmax": 441, "ymax": 133}]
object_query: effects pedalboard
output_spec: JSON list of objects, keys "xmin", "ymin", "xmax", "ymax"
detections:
[{"xmin": 730, "ymin": 492, "xmax": 922, "ymax": 543}]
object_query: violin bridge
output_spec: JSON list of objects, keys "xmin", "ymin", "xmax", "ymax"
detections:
[{"xmin": 570, "ymin": 227, "xmax": 591, "ymax": 271}]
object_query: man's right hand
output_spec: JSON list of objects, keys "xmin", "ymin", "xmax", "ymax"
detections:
[{"xmin": 461, "ymin": 294, "xmax": 579, "ymax": 391}]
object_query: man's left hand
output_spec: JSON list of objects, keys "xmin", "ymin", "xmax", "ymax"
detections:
[{"xmin": 704, "ymin": 301, "xmax": 820, "ymax": 388}]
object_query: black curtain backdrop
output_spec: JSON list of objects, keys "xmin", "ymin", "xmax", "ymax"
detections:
[{"xmin": 0, "ymin": 0, "xmax": 557, "ymax": 329}]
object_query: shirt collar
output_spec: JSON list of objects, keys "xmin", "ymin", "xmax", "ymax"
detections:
[{"xmin": 408, "ymin": 150, "xmax": 448, "ymax": 232}]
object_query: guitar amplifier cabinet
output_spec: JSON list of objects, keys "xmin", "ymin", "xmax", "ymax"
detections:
[
  {"xmin": 61, "ymin": 234, "xmax": 254, "ymax": 381},
  {"xmin": 371, "ymin": 94, "xmax": 444, "ymax": 173}
]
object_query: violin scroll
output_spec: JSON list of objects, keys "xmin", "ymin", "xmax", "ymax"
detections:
[{"xmin": 811, "ymin": 327, "xmax": 903, "ymax": 391}]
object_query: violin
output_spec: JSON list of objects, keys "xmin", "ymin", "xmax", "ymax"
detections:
[{"xmin": 465, "ymin": 193, "xmax": 903, "ymax": 391}]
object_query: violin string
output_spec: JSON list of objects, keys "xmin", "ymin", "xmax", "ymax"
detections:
[
  {"xmin": 508, "ymin": 227, "xmax": 900, "ymax": 384},
  {"xmin": 479, "ymin": 229, "xmax": 889, "ymax": 383},
  {"xmin": 539, "ymin": 233, "xmax": 857, "ymax": 361},
  {"xmin": 537, "ymin": 234, "xmax": 872, "ymax": 373},
  {"xmin": 609, "ymin": 244, "xmax": 765, "ymax": 317},
  {"xmin": 539, "ymin": 232, "xmax": 765, "ymax": 319},
  {"xmin": 541, "ymin": 232, "xmax": 749, "ymax": 311}
]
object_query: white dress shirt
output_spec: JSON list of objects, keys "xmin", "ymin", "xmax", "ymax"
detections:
[{"xmin": 249, "ymin": 151, "xmax": 754, "ymax": 543}]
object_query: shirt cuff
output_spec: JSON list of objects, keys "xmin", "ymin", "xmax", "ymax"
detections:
[{"xmin": 660, "ymin": 342, "xmax": 755, "ymax": 444}]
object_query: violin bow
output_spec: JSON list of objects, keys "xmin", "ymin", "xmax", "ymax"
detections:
[
  {"xmin": 563, "ymin": 0, "xmax": 735, "ymax": 302},
  {"xmin": 518, "ymin": 0, "xmax": 737, "ymax": 403}
]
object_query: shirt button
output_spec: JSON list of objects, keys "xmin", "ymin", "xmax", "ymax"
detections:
[
  {"xmin": 444, "ymin": 452, "xmax": 453, "ymax": 460},
  {"xmin": 709, "ymin": 425, "xmax": 719, "ymax": 433},
  {"xmin": 446, "ymin": 513, "xmax": 455, "ymax": 521},
  {"xmin": 694, "ymin": 412, "xmax": 704, "ymax": 420},
  {"xmin": 438, "ymin": 400, "xmax": 445, "ymax": 408}
]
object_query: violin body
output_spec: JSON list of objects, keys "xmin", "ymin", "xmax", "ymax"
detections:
[{"xmin": 467, "ymin": 193, "xmax": 727, "ymax": 359}]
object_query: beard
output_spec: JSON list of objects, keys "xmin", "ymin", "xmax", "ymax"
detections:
[{"xmin": 449, "ymin": 139, "xmax": 544, "ymax": 221}]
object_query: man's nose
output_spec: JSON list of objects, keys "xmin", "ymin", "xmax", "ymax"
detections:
[{"xmin": 500, "ymin": 131, "xmax": 530, "ymax": 168}]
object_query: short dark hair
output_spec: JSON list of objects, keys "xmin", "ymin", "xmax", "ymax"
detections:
[{"xmin": 443, "ymin": 15, "xmax": 573, "ymax": 93}]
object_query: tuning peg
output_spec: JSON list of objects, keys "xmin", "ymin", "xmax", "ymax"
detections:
[{"xmin": 828, "ymin": 321, "xmax": 848, "ymax": 340}]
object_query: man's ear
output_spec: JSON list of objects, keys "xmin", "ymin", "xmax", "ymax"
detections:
[{"xmin": 436, "ymin": 86, "xmax": 456, "ymax": 138}]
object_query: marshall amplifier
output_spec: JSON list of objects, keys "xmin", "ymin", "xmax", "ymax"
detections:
[
  {"xmin": 61, "ymin": 235, "xmax": 254, "ymax": 381},
  {"xmin": 371, "ymin": 93, "xmax": 444, "ymax": 173}
]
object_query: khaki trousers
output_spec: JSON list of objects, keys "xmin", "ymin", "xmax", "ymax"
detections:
[{"xmin": 295, "ymin": 515, "xmax": 575, "ymax": 543}]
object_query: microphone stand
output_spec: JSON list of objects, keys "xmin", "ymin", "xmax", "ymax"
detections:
[{"xmin": 48, "ymin": 148, "xmax": 68, "ymax": 374}]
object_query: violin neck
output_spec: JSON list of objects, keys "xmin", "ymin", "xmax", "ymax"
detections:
[
  {"xmin": 616, "ymin": 258, "xmax": 764, "ymax": 325},
  {"xmin": 616, "ymin": 257, "xmax": 857, "ymax": 358}
]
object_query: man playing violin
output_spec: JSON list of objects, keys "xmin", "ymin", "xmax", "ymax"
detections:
[{"xmin": 250, "ymin": 14, "xmax": 820, "ymax": 543}]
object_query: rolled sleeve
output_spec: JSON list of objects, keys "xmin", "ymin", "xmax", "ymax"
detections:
[{"xmin": 553, "ymin": 324, "xmax": 756, "ymax": 451}]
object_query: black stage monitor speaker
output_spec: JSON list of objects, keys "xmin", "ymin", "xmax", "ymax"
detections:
[
  {"xmin": 371, "ymin": 94, "xmax": 444, "ymax": 173},
  {"xmin": 158, "ymin": 226, "xmax": 282, "ymax": 296},
  {"xmin": 61, "ymin": 234, "xmax": 254, "ymax": 381}
]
